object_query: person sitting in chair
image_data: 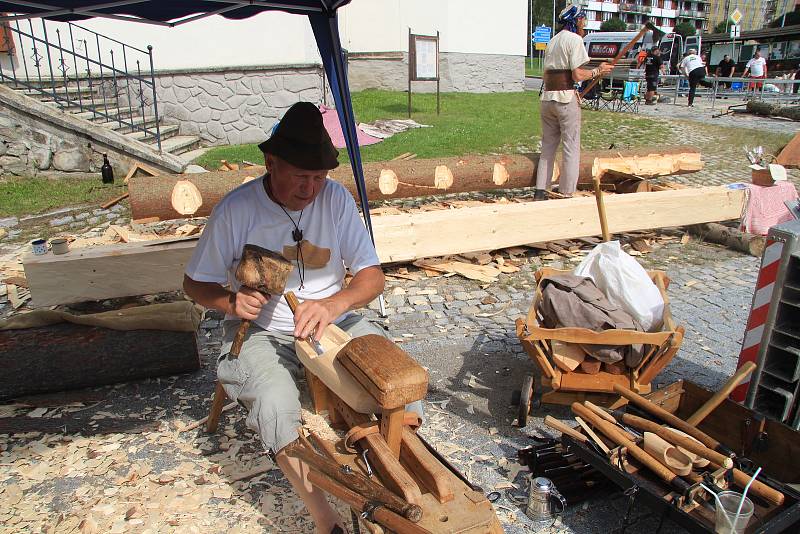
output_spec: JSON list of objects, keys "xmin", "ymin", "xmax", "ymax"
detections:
[{"xmin": 183, "ymin": 102, "xmax": 421, "ymax": 534}]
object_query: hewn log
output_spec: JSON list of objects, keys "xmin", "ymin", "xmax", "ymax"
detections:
[
  {"xmin": 687, "ymin": 223, "xmax": 766, "ymax": 257},
  {"xmin": 746, "ymin": 100, "xmax": 800, "ymax": 121},
  {"xmin": 128, "ymin": 148, "xmax": 702, "ymax": 221},
  {"xmin": 0, "ymin": 322, "xmax": 199, "ymax": 400}
]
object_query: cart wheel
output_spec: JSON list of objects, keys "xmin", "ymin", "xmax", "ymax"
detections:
[{"xmin": 517, "ymin": 374, "xmax": 534, "ymax": 428}]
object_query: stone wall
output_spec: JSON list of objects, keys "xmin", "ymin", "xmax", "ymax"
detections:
[
  {"xmin": 347, "ymin": 52, "xmax": 524, "ymax": 93},
  {"xmin": 150, "ymin": 64, "xmax": 327, "ymax": 146},
  {"xmin": 0, "ymin": 104, "xmax": 139, "ymax": 178}
]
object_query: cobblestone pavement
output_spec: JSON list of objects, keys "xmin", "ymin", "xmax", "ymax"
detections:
[{"xmin": 0, "ymin": 238, "xmax": 761, "ymax": 533}]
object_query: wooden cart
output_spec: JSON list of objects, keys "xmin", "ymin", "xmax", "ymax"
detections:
[{"xmin": 514, "ymin": 267, "xmax": 685, "ymax": 425}]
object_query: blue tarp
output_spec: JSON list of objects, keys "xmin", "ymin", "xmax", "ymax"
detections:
[{"xmin": 0, "ymin": 1, "xmax": 376, "ymax": 246}]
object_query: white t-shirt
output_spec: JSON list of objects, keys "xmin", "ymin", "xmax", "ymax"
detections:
[
  {"xmin": 542, "ymin": 30, "xmax": 589, "ymax": 103},
  {"xmin": 679, "ymin": 54, "xmax": 705, "ymax": 75},
  {"xmin": 185, "ymin": 175, "xmax": 380, "ymax": 333},
  {"xmin": 746, "ymin": 57, "xmax": 767, "ymax": 77}
]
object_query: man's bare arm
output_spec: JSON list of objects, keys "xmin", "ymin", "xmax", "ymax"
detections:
[
  {"xmin": 183, "ymin": 275, "xmax": 267, "ymax": 321},
  {"xmin": 292, "ymin": 265, "xmax": 385, "ymax": 340}
]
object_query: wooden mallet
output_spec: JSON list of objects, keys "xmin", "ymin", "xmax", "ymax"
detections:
[{"xmin": 228, "ymin": 244, "xmax": 293, "ymax": 359}]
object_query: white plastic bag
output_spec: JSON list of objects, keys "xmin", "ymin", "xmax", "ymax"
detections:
[{"xmin": 573, "ymin": 241, "xmax": 664, "ymax": 332}]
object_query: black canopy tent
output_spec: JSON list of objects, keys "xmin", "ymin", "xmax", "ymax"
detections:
[{"xmin": 0, "ymin": 0, "xmax": 385, "ymax": 313}]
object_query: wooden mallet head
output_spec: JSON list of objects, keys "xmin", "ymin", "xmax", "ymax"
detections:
[{"xmin": 235, "ymin": 244, "xmax": 293, "ymax": 295}]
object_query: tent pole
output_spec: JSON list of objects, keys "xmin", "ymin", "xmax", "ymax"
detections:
[{"xmin": 309, "ymin": 11, "xmax": 386, "ymax": 317}]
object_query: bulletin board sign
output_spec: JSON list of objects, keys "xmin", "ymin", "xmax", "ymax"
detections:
[
  {"xmin": 408, "ymin": 30, "xmax": 441, "ymax": 116},
  {"xmin": 409, "ymin": 33, "xmax": 439, "ymax": 81}
]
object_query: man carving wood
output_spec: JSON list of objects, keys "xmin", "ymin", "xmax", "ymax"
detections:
[
  {"xmin": 534, "ymin": 4, "xmax": 612, "ymax": 200},
  {"xmin": 183, "ymin": 102, "xmax": 421, "ymax": 534}
]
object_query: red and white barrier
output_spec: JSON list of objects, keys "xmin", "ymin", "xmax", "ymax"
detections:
[{"xmin": 732, "ymin": 239, "xmax": 784, "ymax": 402}]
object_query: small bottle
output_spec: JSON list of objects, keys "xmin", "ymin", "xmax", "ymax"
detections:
[{"xmin": 101, "ymin": 154, "xmax": 114, "ymax": 184}]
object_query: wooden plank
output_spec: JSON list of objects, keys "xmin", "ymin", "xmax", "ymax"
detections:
[
  {"xmin": 23, "ymin": 239, "xmax": 196, "ymax": 307},
  {"xmin": 400, "ymin": 429, "xmax": 455, "ymax": 503},
  {"xmin": 372, "ymin": 186, "xmax": 745, "ymax": 263},
  {"xmin": 380, "ymin": 407, "xmax": 405, "ymax": 458},
  {"xmin": 23, "ymin": 187, "xmax": 744, "ymax": 306}
]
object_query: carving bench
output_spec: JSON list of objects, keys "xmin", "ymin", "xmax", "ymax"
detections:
[{"xmin": 205, "ymin": 326, "xmax": 501, "ymax": 533}]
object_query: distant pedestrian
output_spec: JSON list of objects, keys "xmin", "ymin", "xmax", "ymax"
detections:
[
  {"xmin": 679, "ymin": 48, "xmax": 712, "ymax": 107},
  {"xmin": 715, "ymin": 54, "xmax": 736, "ymax": 87},
  {"xmin": 743, "ymin": 50, "xmax": 768, "ymax": 90},
  {"xmin": 643, "ymin": 47, "xmax": 666, "ymax": 104}
]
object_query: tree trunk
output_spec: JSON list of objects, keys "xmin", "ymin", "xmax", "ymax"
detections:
[
  {"xmin": 687, "ymin": 223, "xmax": 766, "ymax": 257},
  {"xmin": 128, "ymin": 148, "xmax": 702, "ymax": 221},
  {"xmin": 746, "ymin": 100, "xmax": 800, "ymax": 121},
  {"xmin": 0, "ymin": 322, "xmax": 199, "ymax": 400}
]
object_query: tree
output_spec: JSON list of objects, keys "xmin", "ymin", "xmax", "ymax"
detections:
[
  {"xmin": 674, "ymin": 21, "xmax": 697, "ymax": 39},
  {"xmin": 600, "ymin": 18, "xmax": 627, "ymax": 32},
  {"xmin": 713, "ymin": 20, "xmax": 729, "ymax": 34}
]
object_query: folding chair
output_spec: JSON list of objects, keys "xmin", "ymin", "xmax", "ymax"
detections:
[{"xmin": 616, "ymin": 81, "xmax": 641, "ymax": 113}]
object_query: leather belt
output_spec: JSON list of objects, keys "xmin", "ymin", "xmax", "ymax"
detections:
[{"xmin": 543, "ymin": 69, "xmax": 575, "ymax": 91}]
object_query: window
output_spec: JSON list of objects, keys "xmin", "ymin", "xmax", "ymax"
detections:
[
  {"xmin": 602, "ymin": 12, "xmax": 612, "ymax": 21},
  {"xmin": 787, "ymin": 40, "xmax": 800, "ymax": 59},
  {"xmin": 664, "ymin": 0, "xmax": 672, "ymax": 9},
  {"xmin": 587, "ymin": 10, "xmax": 597, "ymax": 21}
]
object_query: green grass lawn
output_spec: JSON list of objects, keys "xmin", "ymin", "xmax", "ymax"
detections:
[
  {"xmin": 0, "ymin": 177, "xmax": 126, "ymax": 218},
  {"xmin": 525, "ymin": 57, "xmax": 544, "ymax": 77},
  {"xmin": 196, "ymin": 89, "xmax": 672, "ymax": 169}
]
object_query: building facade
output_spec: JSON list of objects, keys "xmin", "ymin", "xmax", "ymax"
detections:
[
  {"xmin": 0, "ymin": 0, "xmax": 526, "ymax": 146},
  {"xmin": 580, "ymin": 0, "xmax": 710, "ymax": 34},
  {"xmin": 706, "ymin": 0, "xmax": 798, "ymax": 32}
]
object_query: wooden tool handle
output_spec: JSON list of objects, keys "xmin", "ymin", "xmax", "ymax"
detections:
[
  {"xmin": 593, "ymin": 176, "xmax": 611, "ymax": 242},
  {"xmin": 621, "ymin": 413, "xmax": 733, "ymax": 468},
  {"xmin": 687, "ymin": 361, "xmax": 757, "ymax": 426},
  {"xmin": 613, "ymin": 383, "xmax": 721, "ymax": 451},
  {"xmin": 585, "ymin": 401, "xmax": 616, "ymax": 424},
  {"xmin": 309, "ymin": 470, "xmax": 433, "ymax": 534},
  {"xmin": 285, "ymin": 291, "xmax": 300, "ymax": 315},
  {"xmin": 544, "ymin": 415, "xmax": 588, "ymax": 443},
  {"xmin": 573, "ymin": 403, "xmax": 687, "ymax": 490},
  {"xmin": 229, "ymin": 319, "xmax": 251, "ymax": 359},
  {"xmin": 725, "ymin": 462, "xmax": 785, "ymax": 507},
  {"xmin": 285, "ymin": 441, "xmax": 423, "ymax": 522}
]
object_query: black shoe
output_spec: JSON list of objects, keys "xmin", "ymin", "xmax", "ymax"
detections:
[{"xmin": 533, "ymin": 189, "xmax": 548, "ymax": 201}]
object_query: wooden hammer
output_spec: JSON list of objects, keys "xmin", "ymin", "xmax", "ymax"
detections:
[{"xmin": 228, "ymin": 244, "xmax": 293, "ymax": 359}]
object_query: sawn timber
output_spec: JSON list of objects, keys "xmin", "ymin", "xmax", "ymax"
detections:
[
  {"xmin": 127, "ymin": 148, "xmax": 702, "ymax": 221},
  {"xmin": 24, "ymin": 186, "xmax": 743, "ymax": 306}
]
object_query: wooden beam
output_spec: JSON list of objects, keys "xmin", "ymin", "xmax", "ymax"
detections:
[
  {"xmin": 372, "ymin": 186, "xmax": 745, "ymax": 263},
  {"xmin": 23, "ymin": 238, "xmax": 197, "ymax": 307},
  {"xmin": 23, "ymin": 187, "xmax": 744, "ymax": 306}
]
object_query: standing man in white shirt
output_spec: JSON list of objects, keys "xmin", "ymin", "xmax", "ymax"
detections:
[
  {"xmin": 679, "ymin": 48, "xmax": 713, "ymax": 107},
  {"xmin": 534, "ymin": 4, "xmax": 611, "ymax": 201},
  {"xmin": 183, "ymin": 102, "xmax": 420, "ymax": 534},
  {"xmin": 743, "ymin": 50, "xmax": 768, "ymax": 91}
]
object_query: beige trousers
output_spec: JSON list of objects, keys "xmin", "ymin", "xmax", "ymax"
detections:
[{"xmin": 536, "ymin": 97, "xmax": 582, "ymax": 195}]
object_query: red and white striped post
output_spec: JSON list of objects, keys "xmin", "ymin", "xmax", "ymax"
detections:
[{"xmin": 731, "ymin": 239, "xmax": 785, "ymax": 402}]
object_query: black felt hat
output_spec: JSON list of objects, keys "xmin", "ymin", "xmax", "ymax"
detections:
[{"xmin": 258, "ymin": 102, "xmax": 339, "ymax": 170}]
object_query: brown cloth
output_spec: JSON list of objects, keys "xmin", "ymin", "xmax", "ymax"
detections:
[
  {"xmin": 543, "ymin": 69, "xmax": 575, "ymax": 91},
  {"xmin": 0, "ymin": 301, "xmax": 202, "ymax": 332},
  {"xmin": 539, "ymin": 274, "xmax": 644, "ymax": 367}
]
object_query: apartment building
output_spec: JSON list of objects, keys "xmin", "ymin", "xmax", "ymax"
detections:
[
  {"xmin": 708, "ymin": 0, "xmax": 796, "ymax": 32},
  {"xmin": 580, "ymin": 0, "xmax": 710, "ymax": 34}
]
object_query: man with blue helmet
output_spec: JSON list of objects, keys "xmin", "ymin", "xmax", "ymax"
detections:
[{"xmin": 534, "ymin": 4, "xmax": 612, "ymax": 201}]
